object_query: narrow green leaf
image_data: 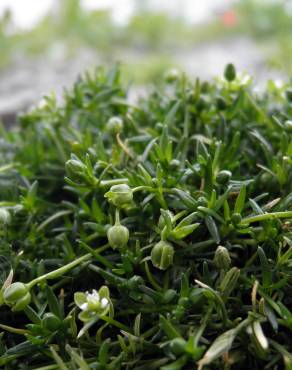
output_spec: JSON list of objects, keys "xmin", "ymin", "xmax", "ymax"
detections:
[
  {"xmin": 257, "ymin": 247, "xmax": 272, "ymax": 288},
  {"xmin": 205, "ymin": 216, "xmax": 220, "ymax": 244},
  {"xmin": 234, "ymin": 184, "xmax": 246, "ymax": 214},
  {"xmin": 159, "ymin": 315, "xmax": 181, "ymax": 339}
]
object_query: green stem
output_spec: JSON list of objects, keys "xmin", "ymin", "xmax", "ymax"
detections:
[
  {"xmin": 78, "ymin": 241, "xmax": 113, "ymax": 269},
  {"xmin": 115, "ymin": 208, "xmax": 120, "ymax": 225},
  {"xmin": 27, "ymin": 253, "xmax": 91, "ymax": 289},
  {"xmin": 241, "ymin": 211, "xmax": 292, "ymax": 225},
  {"xmin": 144, "ymin": 261, "xmax": 162, "ymax": 291},
  {"xmin": 100, "ymin": 178, "xmax": 129, "ymax": 187},
  {"xmin": 193, "ymin": 305, "xmax": 213, "ymax": 346},
  {"xmin": 163, "ymin": 269, "xmax": 169, "ymax": 291},
  {"xmin": 132, "ymin": 186, "xmax": 153, "ymax": 193},
  {"xmin": 100, "ymin": 316, "xmax": 132, "ymax": 333},
  {"xmin": 36, "ymin": 210, "xmax": 72, "ymax": 232}
]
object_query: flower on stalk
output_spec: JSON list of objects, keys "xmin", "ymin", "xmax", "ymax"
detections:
[
  {"xmin": 106, "ymin": 116, "xmax": 123, "ymax": 134},
  {"xmin": 151, "ymin": 240, "xmax": 174, "ymax": 270},
  {"xmin": 3, "ymin": 282, "xmax": 31, "ymax": 311},
  {"xmin": 107, "ymin": 209, "xmax": 129, "ymax": 249},
  {"xmin": 104, "ymin": 183, "xmax": 133, "ymax": 207},
  {"xmin": 74, "ymin": 286, "xmax": 110, "ymax": 323},
  {"xmin": 214, "ymin": 245, "xmax": 231, "ymax": 271}
]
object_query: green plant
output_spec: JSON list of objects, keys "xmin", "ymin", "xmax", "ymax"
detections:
[{"xmin": 0, "ymin": 64, "xmax": 291, "ymax": 369}]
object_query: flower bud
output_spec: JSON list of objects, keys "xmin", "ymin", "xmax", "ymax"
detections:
[
  {"xmin": 169, "ymin": 338, "xmax": 186, "ymax": 355},
  {"xmin": 151, "ymin": 240, "xmax": 174, "ymax": 270},
  {"xmin": 164, "ymin": 68, "xmax": 180, "ymax": 83},
  {"xmin": 169, "ymin": 159, "xmax": 180, "ymax": 170},
  {"xmin": 70, "ymin": 140, "xmax": 82, "ymax": 152},
  {"xmin": 65, "ymin": 158, "xmax": 85, "ymax": 176},
  {"xmin": 106, "ymin": 116, "xmax": 123, "ymax": 135},
  {"xmin": 107, "ymin": 224, "xmax": 129, "ymax": 249},
  {"xmin": 12, "ymin": 293, "xmax": 31, "ymax": 311},
  {"xmin": 224, "ymin": 63, "xmax": 236, "ymax": 82},
  {"xmin": 0, "ymin": 208, "xmax": 11, "ymax": 225},
  {"xmin": 231, "ymin": 212, "xmax": 242, "ymax": 225},
  {"xmin": 4, "ymin": 282, "xmax": 31, "ymax": 311},
  {"xmin": 216, "ymin": 170, "xmax": 232, "ymax": 185},
  {"xmin": 214, "ymin": 246, "xmax": 231, "ymax": 270},
  {"xmin": 284, "ymin": 120, "xmax": 292, "ymax": 132},
  {"xmin": 219, "ymin": 267, "xmax": 240, "ymax": 298},
  {"xmin": 42, "ymin": 313, "xmax": 62, "ymax": 332},
  {"xmin": 126, "ymin": 275, "xmax": 144, "ymax": 290},
  {"xmin": 104, "ymin": 184, "xmax": 133, "ymax": 207},
  {"xmin": 4, "ymin": 282, "xmax": 28, "ymax": 302}
]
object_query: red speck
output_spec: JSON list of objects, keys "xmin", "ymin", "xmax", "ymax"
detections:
[{"xmin": 222, "ymin": 10, "xmax": 237, "ymax": 27}]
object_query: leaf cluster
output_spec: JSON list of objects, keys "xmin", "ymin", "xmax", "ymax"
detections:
[{"xmin": 0, "ymin": 65, "xmax": 291, "ymax": 369}]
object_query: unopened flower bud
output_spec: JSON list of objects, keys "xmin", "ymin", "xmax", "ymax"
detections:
[
  {"xmin": 219, "ymin": 267, "xmax": 240, "ymax": 298},
  {"xmin": 216, "ymin": 170, "xmax": 232, "ymax": 185},
  {"xmin": 151, "ymin": 240, "xmax": 174, "ymax": 270},
  {"xmin": 214, "ymin": 245, "xmax": 231, "ymax": 270},
  {"xmin": 165, "ymin": 68, "xmax": 180, "ymax": 83},
  {"xmin": 106, "ymin": 116, "xmax": 123, "ymax": 135},
  {"xmin": 224, "ymin": 63, "xmax": 236, "ymax": 82},
  {"xmin": 231, "ymin": 212, "xmax": 242, "ymax": 225},
  {"xmin": 126, "ymin": 275, "xmax": 144, "ymax": 290},
  {"xmin": 169, "ymin": 159, "xmax": 180, "ymax": 170},
  {"xmin": 284, "ymin": 120, "xmax": 292, "ymax": 132},
  {"xmin": 65, "ymin": 158, "xmax": 85, "ymax": 176},
  {"xmin": 42, "ymin": 313, "xmax": 62, "ymax": 332},
  {"xmin": 104, "ymin": 184, "xmax": 133, "ymax": 207},
  {"xmin": 4, "ymin": 282, "xmax": 31, "ymax": 311},
  {"xmin": 107, "ymin": 224, "xmax": 129, "ymax": 249},
  {"xmin": 169, "ymin": 338, "xmax": 186, "ymax": 355}
]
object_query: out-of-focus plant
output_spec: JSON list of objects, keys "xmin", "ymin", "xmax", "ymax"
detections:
[{"xmin": 235, "ymin": 0, "xmax": 292, "ymax": 74}]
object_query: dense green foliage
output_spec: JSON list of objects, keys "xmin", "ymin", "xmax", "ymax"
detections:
[{"xmin": 0, "ymin": 65, "xmax": 292, "ymax": 369}]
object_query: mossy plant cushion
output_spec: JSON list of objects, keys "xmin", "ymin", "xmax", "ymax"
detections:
[{"xmin": 0, "ymin": 65, "xmax": 291, "ymax": 369}]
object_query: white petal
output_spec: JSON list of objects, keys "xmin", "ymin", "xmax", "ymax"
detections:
[
  {"xmin": 87, "ymin": 290, "xmax": 100, "ymax": 302},
  {"xmin": 101, "ymin": 298, "xmax": 108, "ymax": 308},
  {"xmin": 80, "ymin": 302, "xmax": 88, "ymax": 311}
]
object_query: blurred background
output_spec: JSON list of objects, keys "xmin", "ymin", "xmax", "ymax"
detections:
[{"xmin": 0, "ymin": 0, "xmax": 291, "ymax": 124}]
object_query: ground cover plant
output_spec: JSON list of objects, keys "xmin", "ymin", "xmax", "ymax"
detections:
[{"xmin": 0, "ymin": 64, "xmax": 291, "ymax": 369}]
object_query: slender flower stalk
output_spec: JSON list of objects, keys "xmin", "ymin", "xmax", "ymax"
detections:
[{"xmin": 27, "ymin": 254, "xmax": 92, "ymax": 289}]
